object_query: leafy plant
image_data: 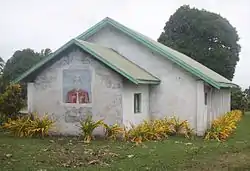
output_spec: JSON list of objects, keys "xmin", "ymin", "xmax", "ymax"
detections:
[
  {"xmin": 28, "ymin": 113, "xmax": 55, "ymax": 137},
  {"xmin": 205, "ymin": 110, "xmax": 242, "ymax": 141},
  {"xmin": 103, "ymin": 123, "xmax": 124, "ymax": 140},
  {"xmin": 125, "ymin": 117, "xmax": 192, "ymax": 144},
  {"xmin": 167, "ymin": 116, "xmax": 193, "ymax": 138},
  {"xmin": 231, "ymin": 87, "xmax": 249, "ymax": 113},
  {"xmin": 1, "ymin": 113, "xmax": 54, "ymax": 137},
  {"xmin": 80, "ymin": 115, "xmax": 104, "ymax": 143},
  {"xmin": 0, "ymin": 84, "xmax": 25, "ymax": 121},
  {"xmin": 2, "ymin": 116, "xmax": 31, "ymax": 137}
]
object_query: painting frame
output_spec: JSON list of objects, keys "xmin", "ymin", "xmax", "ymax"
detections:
[{"xmin": 60, "ymin": 65, "xmax": 94, "ymax": 107}]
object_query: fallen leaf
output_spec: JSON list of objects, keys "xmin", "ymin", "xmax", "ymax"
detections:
[
  {"xmin": 88, "ymin": 160, "xmax": 100, "ymax": 165},
  {"xmin": 42, "ymin": 148, "xmax": 48, "ymax": 152},
  {"xmin": 127, "ymin": 154, "xmax": 134, "ymax": 158},
  {"xmin": 5, "ymin": 154, "xmax": 12, "ymax": 158}
]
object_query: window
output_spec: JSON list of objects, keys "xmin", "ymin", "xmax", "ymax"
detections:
[
  {"xmin": 134, "ymin": 93, "xmax": 142, "ymax": 113},
  {"xmin": 204, "ymin": 92, "xmax": 208, "ymax": 105},
  {"xmin": 63, "ymin": 69, "xmax": 92, "ymax": 104}
]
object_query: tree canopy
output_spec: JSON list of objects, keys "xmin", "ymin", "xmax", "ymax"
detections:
[
  {"xmin": 2, "ymin": 48, "xmax": 52, "ymax": 82},
  {"xmin": 158, "ymin": 5, "xmax": 241, "ymax": 80}
]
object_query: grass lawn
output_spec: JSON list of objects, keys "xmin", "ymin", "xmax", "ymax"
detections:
[{"xmin": 1, "ymin": 113, "xmax": 250, "ymax": 171}]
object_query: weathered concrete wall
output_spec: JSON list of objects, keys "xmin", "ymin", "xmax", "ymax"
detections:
[
  {"xmin": 86, "ymin": 25, "xmax": 198, "ymax": 129},
  {"xmin": 122, "ymin": 82, "xmax": 149, "ymax": 128},
  {"xmin": 28, "ymin": 48, "xmax": 123, "ymax": 135}
]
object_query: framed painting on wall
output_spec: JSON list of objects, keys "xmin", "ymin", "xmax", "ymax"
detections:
[{"xmin": 62, "ymin": 69, "xmax": 92, "ymax": 104}]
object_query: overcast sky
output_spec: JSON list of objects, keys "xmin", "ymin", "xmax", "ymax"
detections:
[{"xmin": 0, "ymin": 0, "xmax": 249, "ymax": 88}]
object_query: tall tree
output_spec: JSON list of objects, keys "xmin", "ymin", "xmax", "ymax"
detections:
[
  {"xmin": 158, "ymin": 5, "xmax": 241, "ymax": 80},
  {"xmin": 3, "ymin": 48, "xmax": 52, "ymax": 82}
]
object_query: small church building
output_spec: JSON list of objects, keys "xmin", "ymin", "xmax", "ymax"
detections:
[{"xmin": 15, "ymin": 17, "xmax": 237, "ymax": 136}]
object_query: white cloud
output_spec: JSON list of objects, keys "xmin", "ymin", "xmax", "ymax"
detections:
[{"xmin": 0, "ymin": 0, "xmax": 249, "ymax": 88}]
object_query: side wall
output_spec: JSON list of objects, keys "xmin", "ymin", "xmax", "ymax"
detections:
[
  {"xmin": 197, "ymin": 84, "xmax": 231, "ymax": 134},
  {"xmin": 86, "ymin": 25, "xmax": 198, "ymax": 129},
  {"xmin": 28, "ymin": 49, "xmax": 123, "ymax": 135},
  {"xmin": 208, "ymin": 88, "xmax": 231, "ymax": 124},
  {"xmin": 122, "ymin": 82, "xmax": 149, "ymax": 128}
]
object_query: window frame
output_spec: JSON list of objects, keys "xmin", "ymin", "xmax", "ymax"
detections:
[{"xmin": 134, "ymin": 93, "xmax": 142, "ymax": 114}]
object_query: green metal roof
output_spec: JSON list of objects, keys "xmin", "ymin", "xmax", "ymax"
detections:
[
  {"xmin": 14, "ymin": 39, "xmax": 160, "ymax": 85},
  {"xmin": 77, "ymin": 17, "xmax": 237, "ymax": 89},
  {"xmin": 76, "ymin": 40, "xmax": 160, "ymax": 84}
]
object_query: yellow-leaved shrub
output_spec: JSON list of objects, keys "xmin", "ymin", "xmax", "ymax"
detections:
[
  {"xmin": 1, "ymin": 113, "xmax": 54, "ymax": 137},
  {"xmin": 167, "ymin": 116, "xmax": 193, "ymax": 138},
  {"xmin": 205, "ymin": 110, "xmax": 242, "ymax": 141},
  {"xmin": 125, "ymin": 117, "xmax": 193, "ymax": 144},
  {"xmin": 79, "ymin": 116, "xmax": 192, "ymax": 144},
  {"xmin": 80, "ymin": 115, "xmax": 104, "ymax": 143},
  {"xmin": 103, "ymin": 123, "xmax": 124, "ymax": 140}
]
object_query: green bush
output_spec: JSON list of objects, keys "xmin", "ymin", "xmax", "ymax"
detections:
[
  {"xmin": 0, "ymin": 84, "xmax": 25, "ymax": 121},
  {"xmin": 231, "ymin": 87, "xmax": 249, "ymax": 113}
]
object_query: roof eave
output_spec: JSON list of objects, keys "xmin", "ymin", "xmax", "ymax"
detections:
[
  {"xmin": 218, "ymin": 82, "xmax": 239, "ymax": 88},
  {"xmin": 137, "ymin": 79, "xmax": 161, "ymax": 85}
]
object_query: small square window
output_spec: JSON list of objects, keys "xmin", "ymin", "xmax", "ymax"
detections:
[{"xmin": 134, "ymin": 93, "xmax": 141, "ymax": 113}]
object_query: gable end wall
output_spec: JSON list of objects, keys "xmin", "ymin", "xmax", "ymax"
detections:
[
  {"xmin": 86, "ymin": 25, "xmax": 198, "ymax": 128},
  {"xmin": 28, "ymin": 48, "xmax": 123, "ymax": 135}
]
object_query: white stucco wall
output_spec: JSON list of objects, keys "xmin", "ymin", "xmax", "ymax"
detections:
[
  {"xmin": 209, "ymin": 88, "xmax": 231, "ymax": 121},
  {"xmin": 199, "ymin": 84, "xmax": 231, "ymax": 131},
  {"xmin": 122, "ymin": 82, "xmax": 150, "ymax": 128},
  {"xmin": 28, "ymin": 48, "xmax": 124, "ymax": 135},
  {"xmin": 196, "ymin": 80, "xmax": 206, "ymax": 135},
  {"xmin": 86, "ymin": 25, "xmax": 198, "ymax": 129}
]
